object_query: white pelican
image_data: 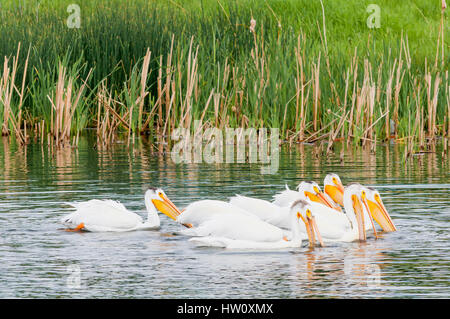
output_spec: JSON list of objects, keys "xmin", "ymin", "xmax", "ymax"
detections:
[
  {"xmin": 303, "ymin": 183, "xmax": 397, "ymax": 242},
  {"xmin": 324, "ymin": 178, "xmax": 396, "ymax": 234},
  {"xmin": 272, "ymin": 180, "xmax": 340, "ymax": 211},
  {"xmin": 361, "ymin": 186, "xmax": 397, "ymax": 232},
  {"xmin": 302, "ymin": 183, "xmax": 371, "ymax": 242},
  {"xmin": 187, "ymin": 200, "xmax": 319, "ymax": 249},
  {"xmin": 173, "ymin": 200, "xmax": 284, "ymax": 241},
  {"xmin": 60, "ymin": 188, "xmax": 178, "ymax": 232},
  {"xmin": 322, "ymin": 175, "xmax": 396, "ymax": 233}
]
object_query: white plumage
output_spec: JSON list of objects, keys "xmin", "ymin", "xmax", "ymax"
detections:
[
  {"xmin": 306, "ymin": 183, "xmax": 369, "ymax": 242},
  {"xmin": 229, "ymin": 195, "xmax": 294, "ymax": 230},
  {"xmin": 61, "ymin": 199, "xmax": 152, "ymax": 232},
  {"xmin": 173, "ymin": 200, "xmax": 305, "ymax": 249},
  {"xmin": 272, "ymin": 184, "xmax": 304, "ymax": 208},
  {"xmin": 59, "ymin": 188, "xmax": 176, "ymax": 232}
]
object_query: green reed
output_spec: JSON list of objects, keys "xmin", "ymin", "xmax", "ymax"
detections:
[{"xmin": 0, "ymin": 0, "xmax": 448, "ymax": 149}]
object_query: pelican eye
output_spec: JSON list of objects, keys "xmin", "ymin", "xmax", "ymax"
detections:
[
  {"xmin": 333, "ymin": 177, "xmax": 337, "ymax": 184},
  {"xmin": 313, "ymin": 186, "xmax": 320, "ymax": 194}
]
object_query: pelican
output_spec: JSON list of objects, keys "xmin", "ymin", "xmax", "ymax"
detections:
[
  {"xmin": 172, "ymin": 200, "xmax": 283, "ymax": 241},
  {"xmin": 322, "ymin": 174, "xmax": 396, "ymax": 233},
  {"xmin": 303, "ymin": 183, "xmax": 397, "ymax": 242},
  {"xmin": 60, "ymin": 188, "xmax": 178, "ymax": 232},
  {"xmin": 361, "ymin": 186, "xmax": 397, "ymax": 232},
  {"xmin": 272, "ymin": 180, "xmax": 340, "ymax": 211},
  {"xmin": 188, "ymin": 200, "xmax": 320, "ymax": 249},
  {"xmin": 302, "ymin": 183, "xmax": 371, "ymax": 242},
  {"xmin": 326, "ymin": 179, "xmax": 396, "ymax": 233}
]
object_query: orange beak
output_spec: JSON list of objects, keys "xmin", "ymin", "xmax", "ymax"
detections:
[
  {"xmin": 297, "ymin": 211, "xmax": 324, "ymax": 248},
  {"xmin": 152, "ymin": 193, "xmax": 183, "ymax": 221},
  {"xmin": 324, "ymin": 183, "xmax": 345, "ymax": 207},
  {"xmin": 306, "ymin": 190, "xmax": 341, "ymax": 211},
  {"xmin": 307, "ymin": 211, "xmax": 324, "ymax": 247},
  {"xmin": 366, "ymin": 197, "xmax": 397, "ymax": 232},
  {"xmin": 352, "ymin": 195, "xmax": 367, "ymax": 241},
  {"xmin": 361, "ymin": 194, "xmax": 379, "ymax": 239},
  {"xmin": 298, "ymin": 212, "xmax": 315, "ymax": 248}
]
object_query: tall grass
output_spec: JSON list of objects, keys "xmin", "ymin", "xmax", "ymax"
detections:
[{"xmin": 0, "ymin": 0, "xmax": 448, "ymax": 149}]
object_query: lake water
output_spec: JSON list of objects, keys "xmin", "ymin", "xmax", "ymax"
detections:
[{"xmin": 0, "ymin": 136, "xmax": 449, "ymax": 298}]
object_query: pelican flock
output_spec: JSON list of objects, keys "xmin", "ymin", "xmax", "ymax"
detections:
[{"xmin": 60, "ymin": 173, "xmax": 397, "ymax": 250}]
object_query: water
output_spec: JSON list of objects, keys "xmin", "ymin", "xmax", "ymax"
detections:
[{"xmin": 0, "ymin": 136, "xmax": 449, "ymax": 298}]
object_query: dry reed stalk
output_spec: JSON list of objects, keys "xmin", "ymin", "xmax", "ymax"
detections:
[
  {"xmin": 393, "ymin": 59, "xmax": 405, "ymax": 138},
  {"xmin": 365, "ymin": 84, "xmax": 376, "ymax": 143},
  {"xmin": 327, "ymin": 110, "xmax": 349, "ymax": 154},
  {"xmin": 180, "ymin": 37, "xmax": 199, "ymax": 130},
  {"xmin": 47, "ymin": 62, "xmax": 92, "ymax": 147},
  {"xmin": 435, "ymin": 1, "xmax": 447, "ymax": 68},
  {"xmin": 402, "ymin": 35, "xmax": 412, "ymax": 70},
  {"xmin": 347, "ymin": 53, "xmax": 358, "ymax": 144},
  {"xmin": 385, "ymin": 59, "xmax": 397, "ymax": 139},
  {"xmin": 411, "ymin": 82, "xmax": 424, "ymax": 152},
  {"xmin": 441, "ymin": 1, "xmax": 446, "ymax": 68},
  {"xmin": 96, "ymin": 82, "xmax": 121, "ymax": 146},
  {"xmin": 354, "ymin": 63, "xmax": 371, "ymax": 139},
  {"xmin": 446, "ymin": 71, "xmax": 450, "ymax": 138},
  {"xmin": 161, "ymin": 88, "xmax": 175, "ymax": 138},
  {"xmin": 295, "ymin": 34, "xmax": 307, "ymax": 141},
  {"xmin": 161, "ymin": 35, "xmax": 175, "ymax": 133},
  {"xmin": 0, "ymin": 43, "xmax": 28, "ymax": 144},
  {"xmin": 376, "ymin": 60, "xmax": 383, "ymax": 103},
  {"xmin": 340, "ymin": 68, "xmax": 350, "ymax": 139},
  {"xmin": 157, "ymin": 55, "xmax": 163, "ymax": 131},
  {"xmin": 431, "ymin": 73, "xmax": 441, "ymax": 138},
  {"xmin": 138, "ymin": 48, "xmax": 151, "ymax": 132},
  {"xmin": 312, "ymin": 53, "xmax": 321, "ymax": 132},
  {"xmin": 425, "ymin": 71, "xmax": 441, "ymax": 139}
]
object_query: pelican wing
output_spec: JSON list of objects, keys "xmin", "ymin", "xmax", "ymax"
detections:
[
  {"xmin": 272, "ymin": 189, "xmax": 302, "ymax": 207},
  {"xmin": 177, "ymin": 200, "xmax": 256, "ymax": 224},
  {"xmin": 177, "ymin": 200, "xmax": 284, "ymax": 242},
  {"xmin": 229, "ymin": 195, "xmax": 291, "ymax": 229}
]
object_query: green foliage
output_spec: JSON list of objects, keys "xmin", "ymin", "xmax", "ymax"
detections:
[{"xmin": 0, "ymin": 0, "xmax": 448, "ymax": 143}]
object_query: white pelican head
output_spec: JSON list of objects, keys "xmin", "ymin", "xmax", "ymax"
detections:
[
  {"xmin": 145, "ymin": 188, "xmax": 181, "ymax": 221},
  {"xmin": 343, "ymin": 183, "xmax": 367, "ymax": 241},
  {"xmin": 361, "ymin": 187, "xmax": 397, "ymax": 232},
  {"xmin": 324, "ymin": 173, "xmax": 345, "ymax": 206},
  {"xmin": 291, "ymin": 199, "xmax": 324, "ymax": 248},
  {"xmin": 297, "ymin": 181, "xmax": 336, "ymax": 210}
]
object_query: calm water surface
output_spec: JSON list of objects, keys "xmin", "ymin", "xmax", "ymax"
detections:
[{"xmin": 0, "ymin": 136, "xmax": 449, "ymax": 298}]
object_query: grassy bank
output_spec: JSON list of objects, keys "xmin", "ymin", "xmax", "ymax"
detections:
[{"xmin": 0, "ymin": 0, "xmax": 449, "ymax": 151}]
